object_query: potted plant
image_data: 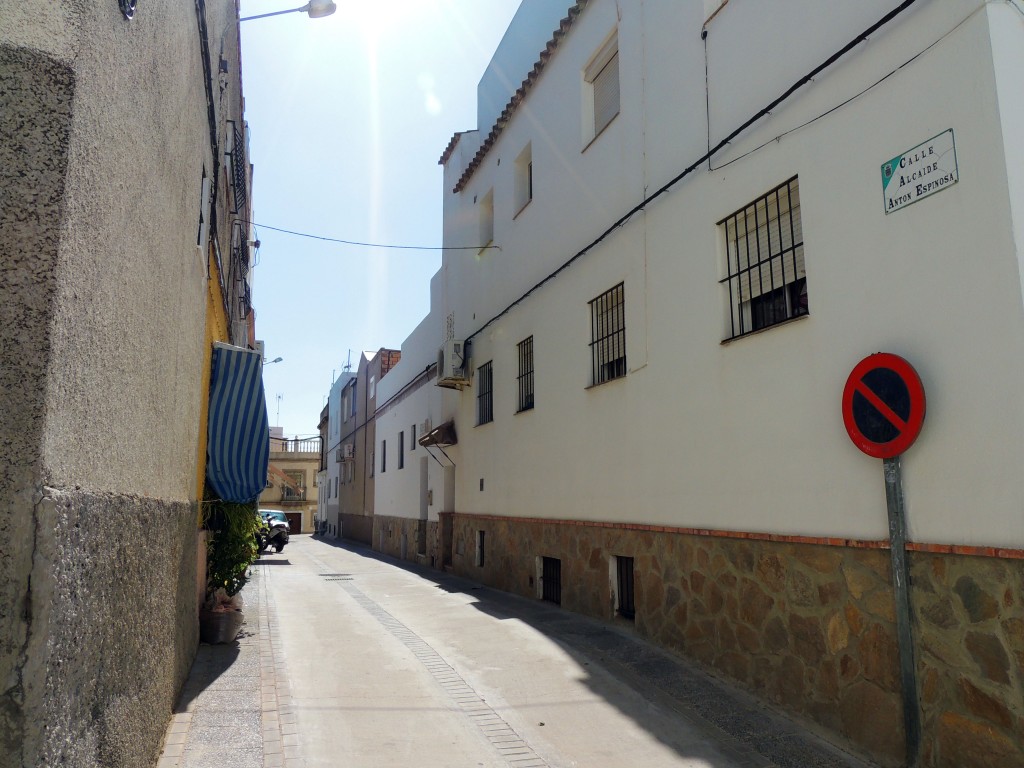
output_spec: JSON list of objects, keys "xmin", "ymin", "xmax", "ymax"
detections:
[{"xmin": 199, "ymin": 496, "xmax": 261, "ymax": 643}]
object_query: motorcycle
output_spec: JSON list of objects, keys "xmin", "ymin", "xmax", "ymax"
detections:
[{"xmin": 255, "ymin": 511, "xmax": 290, "ymax": 554}]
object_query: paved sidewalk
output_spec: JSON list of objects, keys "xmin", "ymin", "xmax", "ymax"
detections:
[{"xmin": 158, "ymin": 564, "xmax": 301, "ymax": 768}]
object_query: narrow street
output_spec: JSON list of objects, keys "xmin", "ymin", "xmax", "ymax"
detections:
[{"xmin": 247, "ymin": 535, "xmax": 871, "ymax": 768}]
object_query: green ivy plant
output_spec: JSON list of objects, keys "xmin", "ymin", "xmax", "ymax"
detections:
[{"xmin": 202, "ymin": 494, "xmax": 261, "ymax": 600}]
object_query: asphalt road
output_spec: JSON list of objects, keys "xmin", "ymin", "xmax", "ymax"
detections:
[{"xmin": 260, "ymin": 535, "xmax": 871, "ymax": 768}]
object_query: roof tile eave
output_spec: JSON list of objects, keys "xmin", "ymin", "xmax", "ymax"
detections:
[
  {"xmin": 439, "ymin": 131, "xmax": 468, "ymax": 166},
  {"xmin": 451, "ymin": 1, "xmax": 588, "ymax": 194}
]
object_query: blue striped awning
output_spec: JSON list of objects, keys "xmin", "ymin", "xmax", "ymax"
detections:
[{"xmin": 206, "ymin": 343, "xmax": 269, "ymax": 503}]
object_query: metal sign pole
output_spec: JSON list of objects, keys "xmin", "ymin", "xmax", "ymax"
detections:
[{"xmin": 883, "ymin": 454, "xmax": 921, "ymax": 767}]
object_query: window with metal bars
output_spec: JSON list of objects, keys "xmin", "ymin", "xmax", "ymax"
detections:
[
  {"xmin": 589, "ymin": 283, "xmax": 626, "ymax": 385},
  {"xmin": 542, "ymin": 557, "xmax": 562, "ymax": 604},
  {"xmin": 398, "ymin": 431, "xmax": 404, "ymax": 469},
  {"xmin": 517, "ymin": 336, "xmax": 534, "ymax": 412},
  {"xmin": 230, "ymin": 123, "xmax": 247, "ymax": 213},
  {"xmin": 719, "ymin": 177, "xmax": 808, "ymax": 340},
  {"xmin": 615, "ymin": 556, "xmax": 635, "ymax": 620},
  {"xmin": 477, "ymin": 360, "xmax": 493, "ymax": 425}
]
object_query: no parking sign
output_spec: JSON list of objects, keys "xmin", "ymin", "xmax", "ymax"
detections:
[
  {"xmin": 841, "ymin": 351, "xmax": 926, "ymax": 765},
  {"xmin": 842, "ymin": 353, "xmax": 926, "ymax": 458}
]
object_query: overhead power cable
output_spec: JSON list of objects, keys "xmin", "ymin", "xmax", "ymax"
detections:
[
  {"xmin": 247, "ymin": 221, "xmax": 498, "ymax": 252},
  {"xmin": 463, "ymin": 0, "xmax": 920, "ymax": 345}
]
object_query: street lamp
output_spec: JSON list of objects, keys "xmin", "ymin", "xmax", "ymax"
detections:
[
  {"xmin": 241, "ymin": 1, "xmax": 337, "ymax": 22},
  {"xmin": 264, "ymin": 356, "xmax": 283, "ymax": 366}
]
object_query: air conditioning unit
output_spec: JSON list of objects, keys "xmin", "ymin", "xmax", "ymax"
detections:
[
  {"xmin": 342, "ymin": 443, "xmax": 354, "ymax": 460},
  {"xmin": 436, "ymin": 339, "xmax": 469, "ymax": 388}
]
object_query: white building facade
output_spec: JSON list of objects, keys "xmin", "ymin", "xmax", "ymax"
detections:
[
  {"xmin": 374, "ymin": 2, "xmax": 1024, "ymax": 765},
  {"xmin": 324, "ymin": 371, "xmax": 355, "ymax": 537}
]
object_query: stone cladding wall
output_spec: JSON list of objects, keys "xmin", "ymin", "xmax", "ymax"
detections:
[
  {"xmin": 374, "ymin": 515, "xmax": 442, "ymax": 569},
  {"xmin": 341, "ymin": 513, "xmax": 374, "ymax": 546},
  {"xmin": 448, "ymin": 513, "xmax": 1024, "ymax": 768},
  {"xmin": 912, "ymin": 553, "xmax": 1024, "ymax": 768}
]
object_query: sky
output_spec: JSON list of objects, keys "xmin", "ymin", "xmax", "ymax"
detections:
[{"xmin": 238, "ymin": 0, "xmax": 524, "ymax": 437}]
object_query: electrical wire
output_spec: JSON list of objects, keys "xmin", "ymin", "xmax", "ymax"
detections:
[
  {"xmin": 710, "ymin": 5, "xmax": 983, "ymax": 172},
  {"xmin": 245, "ymin": 221, "xmax": 499, "ymax": 252},
  {"xmin": 463, "ymin": 0, "xmax": 921, "ymax": 346}
]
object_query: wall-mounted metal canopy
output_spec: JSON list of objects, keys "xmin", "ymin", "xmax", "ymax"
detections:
[{"xmin": 418, "ymin": 420, "xmax": 457, "ymax": 447}]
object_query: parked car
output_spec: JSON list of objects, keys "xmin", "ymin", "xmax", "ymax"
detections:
[{"xmin": 261, "ymin": 510, "xmax": 290, "ymax": 530}]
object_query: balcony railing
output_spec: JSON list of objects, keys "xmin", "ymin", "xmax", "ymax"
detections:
[
  {"xmin": 231, "ymin": 123, "xmax": 247, "ymax": 213},
  {"xmin": 270, "ymin": 436, "xmax": 322, "ymax": 454},
  {"xmin": 282, "ymin": 487, "xmax": 307, "ymax": 501}
]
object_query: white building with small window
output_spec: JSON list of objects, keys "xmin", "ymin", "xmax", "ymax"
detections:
[{"xmin": 373, "ymin": 2, "xmax": 1024, "ymax": 765}]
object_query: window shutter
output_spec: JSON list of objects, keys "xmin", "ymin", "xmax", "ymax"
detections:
[
  {"xmin": 726, "ymin": 184, "xmax": 804, "ymax": 302},
  {"xmin": 592, "ymin": 52, "xmax": 620, "ymax": 136},
  {"xmin": 479, "ymin": 190, "xmax": 494, "ymax": 247}
]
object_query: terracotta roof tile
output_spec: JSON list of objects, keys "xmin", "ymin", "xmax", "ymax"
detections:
[{"xmin": 439, "ymin": 2, "xmax": 589, "ymax": 191}]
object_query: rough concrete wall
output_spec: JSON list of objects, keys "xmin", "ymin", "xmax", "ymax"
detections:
[
  {"xmin": 20, "ymin": 490, "xmax": 197, "ymax": 768},
  {"xmin": 448, "ymin": 514, "xmax": 1024, "ymax": 768},
  {"xmin": 36, "ymin": 1, "xmax": 210, "ymax": 501},
  {"xmin": 0, "ymin": 44, "xmax": 75, "ymax": 761},
  {"xmin": 1, "ymin": 2, "xmax": 236, "ymax": 765}
]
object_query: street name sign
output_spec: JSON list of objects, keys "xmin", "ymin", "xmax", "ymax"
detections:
[{"xmin": 881, "ymin": 129, "xmax": 958, "ymax": 214}]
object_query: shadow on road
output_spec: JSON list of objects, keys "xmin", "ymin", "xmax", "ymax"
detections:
[
  {"xmin": 254, "ymin": 556, "xmax": 292, "ymax": 565},
  {"xmin": 172, "ymin": 640, "xmax": 243, "ymax": 715},
  {"xmin": 308, "ymin": 534, "xmax": 871, "ymax": 768}
]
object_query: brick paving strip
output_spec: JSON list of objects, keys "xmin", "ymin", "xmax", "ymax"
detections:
[
  {"xmin": 158, "ymin": 563, "xmax": 299, "ymax": 768},
  {"xmin": 426, "ymin": 567, "xmax": 872, "ymax": 768},
  {"xmin": 308, "ymin": 551, "xmax": 550, "ymax": 768},
  {"xmin": 327, "ymin": 545, "xmax": 872, "ymax": 768},
  {"xmin": 341, "ymin": 577, "xmax": 549, "ymax": 767}
]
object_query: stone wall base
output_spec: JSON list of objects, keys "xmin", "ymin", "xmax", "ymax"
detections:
[
  {"xmin": 341, "ymin": 513, "xmax": 373, "ymax": 546},
  {"xmin": 374, "ymin": 515, "xmax": 442, "ymax": 570},
  {"xmin": 445, "ymin": 513, "xmax": 1024, "ymax": 768}
]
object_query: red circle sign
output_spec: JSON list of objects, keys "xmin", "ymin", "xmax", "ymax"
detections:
[{"xmin": 842, "ymin": 353, "xmax": 926, "ymax": 459}]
